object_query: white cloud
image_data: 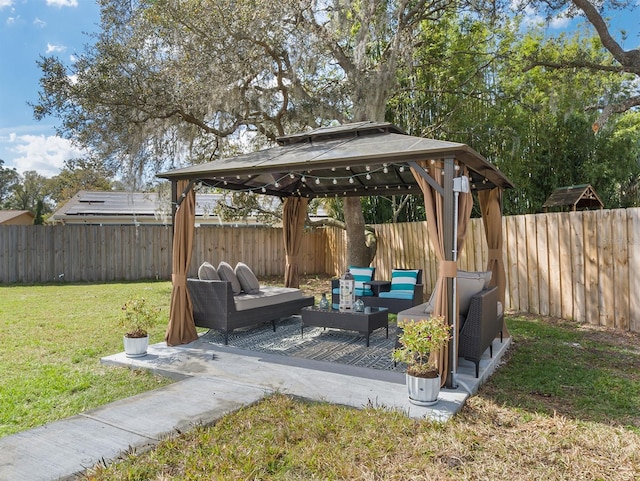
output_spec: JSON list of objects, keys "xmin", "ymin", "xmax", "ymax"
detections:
[
  {"xmin": 549, "ymin": 9, "xmax": 571, "ymax": 29},
  {"xmin": 2, "ymin": 133, "xmax": 88, "ymax": 177},
  {"xmin": 510, "ymin": 1, "xmax": 573, "ymax": 31},
  {"xmin": 6, "ymin": 15, "xmax": 17, "ymax": 25},
  {"xmin": 33, "ymin": 17, "xmax": 47, "ymax": 28},
  {"xmin": 0, "ymin": 0, "xmax": 13, "ymax": 9},
  {"xmin": 46, "ymin": 43, "xmax": 66, "ymax": 54},
  {"xmin": 46, "ymin": 0, "xmax": 78, "ymax": 7},
  {"xmin": 520, "ymin": 5, "xmax": 545, "ymax": 28}
]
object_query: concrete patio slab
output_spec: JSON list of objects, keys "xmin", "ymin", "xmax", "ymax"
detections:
[{"xmin": 0, "ymin": 332, "xmax": 510, "ymax": 481}]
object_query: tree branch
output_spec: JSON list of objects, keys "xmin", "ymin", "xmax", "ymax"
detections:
[
  {"xmin": 523, "ymin": 59, "xmax": 625, "ymax": 74},
  {"xmin": 590, "ymin": 94, "xmax": 640, "ymax": 132},
  {"xmin": 571, "ymin": 0, "xmax": 640, "ymax": 74}
]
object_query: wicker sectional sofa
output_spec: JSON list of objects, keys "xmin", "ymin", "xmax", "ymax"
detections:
[{"xmin": 187, "ymin": 278, "xmax": 314, "ymax": 345}]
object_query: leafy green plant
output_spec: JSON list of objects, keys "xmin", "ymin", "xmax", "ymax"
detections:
[
  {"xmin": 120, "ymin": 296, "xmax": 161, "ymax": 338},
  {"xmin": 392, "ymin": 316, "xmax": 451, "ymax": 378}
]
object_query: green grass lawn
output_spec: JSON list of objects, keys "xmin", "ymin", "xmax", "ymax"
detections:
[
  {"xmin": 2, "ymin": 278, "xmax": 640, "ymax": 480},
  {"xmin": 0, "ymin": 281, "xmax": 174, "ymax": 437}
]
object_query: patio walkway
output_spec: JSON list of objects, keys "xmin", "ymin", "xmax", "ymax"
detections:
[{"xmin": 0, "ymin": 322, "xmax": 510, "ymax": 481}]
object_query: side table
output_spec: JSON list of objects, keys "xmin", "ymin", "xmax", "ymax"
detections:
[{"xmin": 363, "ymin": 280, "xmax": 391, "ymax": 296}]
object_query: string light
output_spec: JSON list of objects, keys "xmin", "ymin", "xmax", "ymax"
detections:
[{"xmin": 199, "ymin": 161, "xmax": 451, "ymax": 198}]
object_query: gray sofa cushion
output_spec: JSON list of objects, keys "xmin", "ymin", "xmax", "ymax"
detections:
[
  {"xmin": 235, "ymin": 262, "xmax": 260, "ymax": 294},
  {"xmin": 198, "ymin": 261, "xmax": 220, "ymax": 280},
  {"xmin": 234, "ymin": 286, "xmax": 303, "ymax": 311},
  {"xmin": 217, "ymin": 261, "xmax": 242, "ymax": 295}
]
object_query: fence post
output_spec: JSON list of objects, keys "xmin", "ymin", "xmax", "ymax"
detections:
[{"xmin": 629, "ymin": 209, "xmax": 640, "ymax": 333}]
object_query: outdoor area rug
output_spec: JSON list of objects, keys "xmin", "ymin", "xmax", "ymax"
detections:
[{"xmin": 201, "ymin": 316, "xmax": 403, "ymax": 372}]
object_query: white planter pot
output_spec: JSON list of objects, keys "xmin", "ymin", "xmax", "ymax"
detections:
[
  {"xmin": 406, "ymin": 373, "xmax": 440, "ymax": 406},
  {"xmin": 123, "ymin": 335, "xmax": 149, "ymax": 358}
]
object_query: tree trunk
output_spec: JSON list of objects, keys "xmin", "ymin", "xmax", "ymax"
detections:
[{"xmin": 344, "ymin": 196, "xmax": 372, "ymax": 266}]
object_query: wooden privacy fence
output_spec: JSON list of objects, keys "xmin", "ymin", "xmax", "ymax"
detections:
[
  {"xmin": 326, "ymin": 208, "xmax": 640, "ymax": 333},
  {"xmin": 0, "ymin": 224, "xmax": 172, "ymax": 283},
  {"xmin": 0, "ymin": 224, "xmax": 327, "ymax": 283},
  {"xmin": 2, "ymin": 208, "xmax": 638, "ymax": 333},
  {"xmin": 503, "ymin": 209, "xmax": 639, "ymax": 333}
]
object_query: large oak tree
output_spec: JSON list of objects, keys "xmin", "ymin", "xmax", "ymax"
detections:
[{"xmin": 34, "ymin": 0, "xmax": 469, "ymax": 266}]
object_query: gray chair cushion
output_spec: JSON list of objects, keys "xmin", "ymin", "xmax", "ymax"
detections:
[
  {"xmin": 457, "ymin": 271, "xmax": 488, "ymax": 316},
  {"xmin": 423, "ymin": 289, "xmax": 436, "ymax": 314},
  {"xmin": 424, "ymin": 271, "xmax": 491, "ymax": 316},
  {"xmin": 458, "ymin": 270, "xmax": 492, "ymax": 289},
  {"xmin": 235, "ymin": 262, "xmax": 261, "ymax": 294},
  {"xmin": 217, "ymin": 261, "xmax": 242, "ymax": 295},
  {"xmin": 198, "ymin": 261, "xmax": 220, "ymax": 280}
]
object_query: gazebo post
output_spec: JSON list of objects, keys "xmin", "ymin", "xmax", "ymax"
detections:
[
  {"xmin": 170, "ymin": 180, "xmax": 177, "ymax": 229},
  {"xmin": 443, "ymin": 158, "xmax": 458, "ymax": 389}
]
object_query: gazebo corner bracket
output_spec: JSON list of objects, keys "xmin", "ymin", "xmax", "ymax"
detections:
[{"xmin": 408, "ymin": 161, "xmax": 444, "ymax": 197}]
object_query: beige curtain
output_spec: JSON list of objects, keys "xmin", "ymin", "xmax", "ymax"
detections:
[
  {"xmin": 456, "ymin": 167, "xmax": 474, "ymax": 256},
  {"xmin": 165, "ymin": 180, "xmax": 198, "ymax": 346},
  {"xmin": 412, "ymin": 161, "xmax": 473, "ymax": 385},
  {"xmin": 478, "ymin": 187, "xmax": 509, "ymax": 336},
  {"xmin": 283, "ymin": 197, "xmax": 308, "ymax": 288}
]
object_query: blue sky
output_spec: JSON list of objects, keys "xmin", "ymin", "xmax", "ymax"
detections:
[
  {"xmin": 0, "ymin": 0, "xmax": 638, "ymax": 179},
  {"xmin": 0, "ymin": 0, "xmax": 100, "ymax": 177}
]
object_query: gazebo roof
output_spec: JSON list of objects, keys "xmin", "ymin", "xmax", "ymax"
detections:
[
  {"xmin": 157, "ymin": 121, "xmax": 514, "ymax": 197},
  {"xmin": 543, "ymin": 184, "xmax": 604, "ymax": 211}
]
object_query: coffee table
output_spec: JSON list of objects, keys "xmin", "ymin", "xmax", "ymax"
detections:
[{"xmin": 300, "ymin": 306, "xmax": 389, "ymax": 347}]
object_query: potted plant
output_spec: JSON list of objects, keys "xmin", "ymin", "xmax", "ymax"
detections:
[
  {"xmin": 119, "ymin": 296, "xmax": 161, "ymax": 358},
  {"xmin": 392, "ymin": 315, "xmax": 451, "ymax": 406}
]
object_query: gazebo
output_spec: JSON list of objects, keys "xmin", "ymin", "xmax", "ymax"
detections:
[{"xmin": 157, "ymin": 121, "xmax": 514, "ymax": 387}]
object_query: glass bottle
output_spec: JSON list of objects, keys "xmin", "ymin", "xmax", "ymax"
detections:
[
  {"xmin": 354, "ymin": 298, "xmax": 364, "ymax": 312},
  {"xmin": 319, "ymin": 293, "xmax": 330, "ymax": 310}
]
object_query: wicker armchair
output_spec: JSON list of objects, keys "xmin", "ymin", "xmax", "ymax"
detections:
[
  {"xmin": 458, "ymin": 286, "xmax": 504, "ymax": 377},
  {"xmin": 364, "ymin": 269, "xmax": 424, "ymax": 314}
]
